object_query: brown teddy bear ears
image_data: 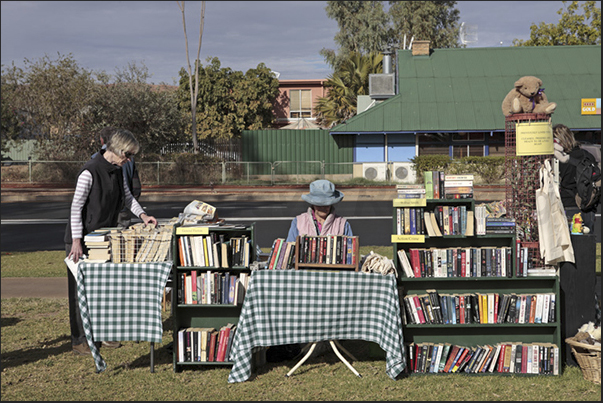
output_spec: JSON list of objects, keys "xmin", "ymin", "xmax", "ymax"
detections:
[{"xmin": 514, "ymin": 76, "xmax": 542, "ymax": 88}]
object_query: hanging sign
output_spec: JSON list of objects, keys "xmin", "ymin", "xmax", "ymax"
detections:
[
  {"xmin": 515, "ymin": 121, "xmax": 554, "ymax": 156},
  {"xmin": 581, "ymin": 98, "xmax": 601, "ymax": 115}
]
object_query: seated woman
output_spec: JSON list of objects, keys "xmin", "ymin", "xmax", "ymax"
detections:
[
  {"xmin": 286, "ymin": 179, "xmax": 353, "ymax": 242},
  {"xmin": 268, "ymin": 180, "xmax": 353, "ymax": 363}
]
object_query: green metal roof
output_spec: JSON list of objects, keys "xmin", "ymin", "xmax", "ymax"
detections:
[{"xmin": 331, "ymin": 45, "xmax": 601, "ymax": 133}]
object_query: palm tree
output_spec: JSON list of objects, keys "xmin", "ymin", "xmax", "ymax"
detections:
[{"xmin": 314, "ymin": 51, "xmax": 383, "ymax": 128}]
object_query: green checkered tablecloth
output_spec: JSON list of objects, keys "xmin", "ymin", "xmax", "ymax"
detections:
[
  {"xmin": 76, "ymin": 261, "xmax": 172, "ymax": 372},
  {"xmin": 228, "ymin": 270, "xmax": 406, "ymax": 383}
]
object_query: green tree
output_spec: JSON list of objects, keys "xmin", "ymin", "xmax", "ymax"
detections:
[
  {"xmin": 1, "ymin": 53, "xmax": 99, "ymax": 160},
  {"xmin": 388, "ymin": 1, "xmax": 462, "ymax": 49},
  {"xmin": 1, "ymin": 72, "xmax": 22, "ymax": 154},
  {"xmin": 92, "ymin": 62, "xmax": 186, "ymax": 155},
  {"xmin": 513, "ymin": 1, "xmax": 601, "ymax": 46},
  {"xmin": 314, "ymin": 52, "xmax": 383, "ymax": 128},
  {"xmin": 320, "ymin": 1, "xmax": 391, "ymax": 71},
  {"xmin": 1, "ymin": 54, "xmax": 186, "ymax": 160},
  {"xmin": 178, "ymin": 57, "xmax": 279, "ymax": 139}
]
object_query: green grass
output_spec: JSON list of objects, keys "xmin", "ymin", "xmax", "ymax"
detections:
[
  {"xmin": 1, "ymin": 247, "xmax": 601, "ymax": 401},
  {"xmin": 1, "ymin": 298, "xmax": 600, "ymax": 401}
]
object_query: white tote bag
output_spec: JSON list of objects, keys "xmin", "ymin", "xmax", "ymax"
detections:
[{"xmin": 535, "ymin": 159, "xmax": 575, "ymax": 264}]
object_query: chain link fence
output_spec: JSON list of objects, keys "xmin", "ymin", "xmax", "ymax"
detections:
[{"xmin": 1, "ymin": 160, "xmax": 364, "ymax": 186}]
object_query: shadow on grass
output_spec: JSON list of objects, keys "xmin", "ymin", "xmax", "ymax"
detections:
[
  {"xmin": 1, "ymin": 316, "xmax": 21, "ymax": 327},
  {"xmin": 1, "ymin": 335, "xmax": 71, "ymax": 370}
]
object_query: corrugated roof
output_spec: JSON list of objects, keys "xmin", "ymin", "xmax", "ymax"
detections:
[{"xmin": 331, "ymin": 45, "xmax": 601, "ymax": 133}]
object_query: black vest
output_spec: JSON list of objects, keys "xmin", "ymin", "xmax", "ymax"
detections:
[{"xmin": 64, "ymin": 151, "xmax": 125, "ymax": 244}]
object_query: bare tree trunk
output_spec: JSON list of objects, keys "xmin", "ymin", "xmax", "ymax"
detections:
[{"xmin": 178, "ymin": 1, "xmax": 205, "ymax": 154}]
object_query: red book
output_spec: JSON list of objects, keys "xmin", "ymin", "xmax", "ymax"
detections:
[
  {"xmin": 190, "ymin": 270, "xmax": 198, "ymax": 304},
  {"xmin": 521, "ymin": 345, "xmax": 528, "ymax": 373},
  {"xmin": 267, "ymin": 238, "xmax": 282, "ymax": 269},
  {"xmin": 451, "ymin": 347, "xmax": 469, "ymax": 372},
  {"xmin": 178, "ymin": 237, "xmax": 187, "ymax": 266},
  {"xmin": 459, "ymin": 295, "xmax": 466, "ymax": 324},
  {"xmin": 443, "ymin": 345, "xmax": 460, "ymax": 373},
  {"xmin": 460, "ymin": 250, "xmax": 467, "ymax": 277},
  {"xmin": 497, "ymin": 344, "xmax": 507, "ymax": 373},
  {"xmin": 413, "ymin": 296, "xmax": 427, "ymax": 323},
  {"xmin": 216, "ymin": 324, "xmax": 233, "ymax": 362},
  {"xmin": 410, "ymin": 249, "xmax": 422, "ymax": 278},
  {"xmin": 207, "ymin": 330, "xmax": 218, "ymax": 362}
]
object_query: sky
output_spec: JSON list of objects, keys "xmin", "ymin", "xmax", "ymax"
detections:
[{"xmin": 1, "ymin": 1, "xmax": 599, "ymax": 85}]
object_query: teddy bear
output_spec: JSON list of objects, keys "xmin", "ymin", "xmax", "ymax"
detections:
[{"xmin": 501, "ymin": 75, "xmax": 557, "ymax": 116}]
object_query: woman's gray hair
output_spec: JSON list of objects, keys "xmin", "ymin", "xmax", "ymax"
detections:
[{"xmin": 106, "ymin": 129, "xmax": 140, "ymax": 156}]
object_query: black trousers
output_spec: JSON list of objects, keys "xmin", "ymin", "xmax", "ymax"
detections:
[
  {"xmin": 559, "ymin": 234, "xmax": 597, "ymax": 367},
  {"xmin": 65, "ymin": 243, "xmax": 86, "ymax": 346}
]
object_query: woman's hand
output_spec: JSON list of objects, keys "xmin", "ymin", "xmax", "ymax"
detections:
[
  {"xmin": 69, "ymin": 238, "xmax": 84, "ymax": 262},
  {"xmin": 140, "ymin": 213, "xmax": 158, "ymax": 227}
]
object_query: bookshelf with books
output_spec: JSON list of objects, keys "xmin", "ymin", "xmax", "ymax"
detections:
[
  {"xmin": 391, "ymin": 196, "xmax": 562, "ymax": 376},
  {"xmin": 294, "ymin": 235, "xmax": 360, "ymax": 271},
  {"xmin": 171, "ymin": 222, "xmax": 256, "ymax": 371}
]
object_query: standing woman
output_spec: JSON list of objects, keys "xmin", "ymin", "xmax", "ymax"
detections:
[{"xmin": 64, "ymin": 128, "xmax": 157, "ymax": 355}]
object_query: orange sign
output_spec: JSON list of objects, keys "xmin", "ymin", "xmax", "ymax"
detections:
[{"xmin": 581, "ymin": 98, "xmax": 601, "ymax": 115}]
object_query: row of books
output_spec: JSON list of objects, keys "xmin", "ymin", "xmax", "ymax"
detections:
[
  {"xmin": 407, "ymin": 342, "xmax": 559, "ymax": 375},
  {"xmin": 177, "ymin": 234, "xmax": 251, "ymax": 268},
  {"xmin": 402, "ymin": 291, "xmax": 556, "ymax": 325},
  {"xmin": 424, "ymin": 172, "xmax": 474, "ymax": 199},
  {"xmin": 177, "ymin": 324, "xmax": 236, "ymax": 363},
  {"xmin": 265, "ymin": 239, "xmax": 296, "ymax": 270},
  {"xmin": 396, "ymin": 205, "xmax": 475, "ymax": 237},
  {"xmin": 474, "ymin": 205, "xmax": 516, "ymax": 235},
  {"xmin": 398, "ymin": 246, "xmax": 513, "ymax": 278},
  {"xmin": 177, "ymin": 271, "xmax": 249, "ymax": 305},
  {"xmin": 296, "ymin": 235, "xmax": 359, "ymax": 266}
]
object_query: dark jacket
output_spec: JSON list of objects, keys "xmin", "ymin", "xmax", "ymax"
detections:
[
  {"xmin": 558, "ymin": 146, "xmax": 588, "ymax": 211},
  {"xmin": 64, "ymin": 151, "xmax": 125, "ymax": 244}
]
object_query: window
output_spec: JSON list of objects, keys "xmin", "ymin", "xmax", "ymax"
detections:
[
  {"xmin": 418, "ymin": 133, "xmax": 450, "ymax": 156},
  {"xmin": 289, "ymin": 89, "xmax": 312, "ymax": 118}
]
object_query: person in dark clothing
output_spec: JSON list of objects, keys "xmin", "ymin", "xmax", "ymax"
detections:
[
  {"xmin": 64, "ymin": 128, "xmax": 157, "ymax": 356},
  {"xmin": 553, "ymin": 124, "xmax": 597, "ymax": 232},
  {"xmin": 92, "ymin": 126, "xmax": 142, "ymax": 228}
]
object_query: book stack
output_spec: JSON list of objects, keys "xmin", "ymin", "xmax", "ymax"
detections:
[
  {"xmin": 396, "ymin": 184, "xmax": 426, "ymax": 199},
  {"xmin": 485, "ymin": 217, "xmax": 515, "ymax": 235},
  {"xmin": 443, "ymin": 174, "xmax": 474, "ymax": 199},
  {"xmin": 84, "ymin": 229, "xmax": 112, "ymax": 262},
  {"xmin": 177, "ymin": 323, "xmax": 237, "ymax": 363}
]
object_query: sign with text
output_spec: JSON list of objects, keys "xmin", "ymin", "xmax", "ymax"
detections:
[
  {"xmin": 516, "ymin": 122, "xmax": 554, "ymax": 156},
  {"xmin": 581, "ymin": 98, "xmax": 601, "ymax": 115}
]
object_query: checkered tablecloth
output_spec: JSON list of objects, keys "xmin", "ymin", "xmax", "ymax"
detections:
[
  {"xmin": 227, "ymin": 270, "xmax": 406, "ymax": 383},
  {"xmin": 76, "ymin": 261, "xmax": 172, "ymax": 372}
]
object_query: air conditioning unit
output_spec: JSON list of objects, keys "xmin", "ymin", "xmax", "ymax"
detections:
[
  {"xmin": 391, "ymin": 162, "xmax": 417, "ymax": 183},
  {"xmin": 362, "ymin": 163, "xmax": 388, "ymax": 181},
  {"xmin": 369, "ymin": 74, "xmax": 395, "ymax": 99}
]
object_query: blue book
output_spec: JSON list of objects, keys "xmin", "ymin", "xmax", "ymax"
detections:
[
  {"xmin": 441, "ymin": 294, "xmax": 450, "ymax": 324},
  {"xmin": 410, "ymin": 208, "xmax": 417, "ymax": 235}
]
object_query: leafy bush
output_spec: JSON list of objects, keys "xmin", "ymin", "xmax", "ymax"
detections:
[{"xmin": 411, "ymin": 155, "xmax": 505, "ymax": 184}]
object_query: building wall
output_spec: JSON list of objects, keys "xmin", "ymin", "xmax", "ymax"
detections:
[{"xmin": 273, "ymin": 79, "xmax": 327, "ymax": 127}]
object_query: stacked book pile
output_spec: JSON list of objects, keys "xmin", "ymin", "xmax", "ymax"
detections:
[
  {"xmin": 84, "ymin": 229, "xmax": 112, "ymax": 262},
  {"xmin": 485, "ymin": 217, "xmax": 516, "ymax": 235},
  {"xmin": 443, "ymin": 174, "xmax": 474, "ymax": 199},
  {"xmin": 396, "ymin": 184, "xmax": 426, "ymax": 199}
]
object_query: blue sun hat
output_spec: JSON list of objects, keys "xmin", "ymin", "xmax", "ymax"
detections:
[{"xmin": 301, "ymin": 179, "xmax": 344, "ymax": 206}]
